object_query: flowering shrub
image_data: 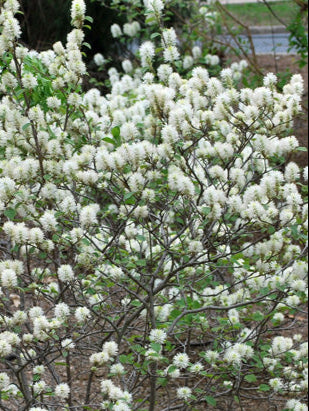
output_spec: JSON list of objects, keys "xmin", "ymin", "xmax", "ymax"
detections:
[
  {"xmin": 0, "ymin": 0, "xmax": 308, "ymax": 410},
  {"xmin": 92, "ymin": 0, "xmax": 223, "ymax": 78}
]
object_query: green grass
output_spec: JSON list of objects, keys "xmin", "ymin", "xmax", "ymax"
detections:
[{"xmin": 223, "ymin": 1, "xmax": 300, "ymax": 27}]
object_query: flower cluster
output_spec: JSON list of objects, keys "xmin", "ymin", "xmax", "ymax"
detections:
[{"xmin": 0, "ymin": 0, "xmax": 307, "ymax": 410}]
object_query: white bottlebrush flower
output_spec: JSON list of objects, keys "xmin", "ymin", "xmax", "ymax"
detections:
[
  {"xmin": 94, "ymin": 53, "xmax": 105, "ymax": 66},
  {"xmin": 55, "ymin": 383, "xmax": 70, "ymax": 399},
  {"xmin": 3, "ymin": 0, "xmax": 20, "ymax": 13},
  {"xmin": 103, "ymin": 341, "xmax": 118, "ymax": 357},
  {"xmin": 286, "ymin": 400, "xmax": 308, "ymax": 411},
  {"xmin": 192, "ymin": 46, "xmax": 202, "ymax": 59},
  {"xmin": 149, "ymin": 329, "xmax": 167, "ymax": 344},
  {"xmin": 113, "ymin": 402, "xmax": 131, "ymax": 411},
  {"xmin": 157, "ymin": 64, "xmax": 173, "ymax": 83},
  {"xmin": 29, "ymin": 228, "xmax": 45, "ymax": 245},
  {"xmin": 54, "ymin": 302, "xmax": 70, "ymax": 319},
  {"xmin": 189, "ymin": 362, "xmax": 204, "ymax": 373},
  {"xmin": 173, "ymin": 353, "xmax": 190, "ymax": 369},
  {"xmin": 263, "ymin": 72, "xmax": 277, "ymax": 87},
  {"xmin": 224, "ymin": 349, "xmax": 242, "ymax": 365},
  {"xmin": 271, "ymin": 336, "xmax": 293, "ymax": 355},
  {"xmin": 0, "ymin": 372, "xmax": 10, "ymax": 390},
  {"xmin": 33, "ymin": 365, "xmax": 45, "ymax": 375},
  {"xmin": 163, "ymin": 46, "xmax": 180, "ymax": 63},
  {"xmin": 71, "ymin": 0, "xmax": 86, "ymax": 27},
  {"xmin": 123, "ymin": 21, "xmax": 140, "ymax": 37},
  {"xmin": 29, "ymin": 306, "xmax": 44, "ymax": 320},
  {"xmin": 111, "ymin": 23, "xmax": 122, "ymax": 38},
  {"xmin": 272, "ymin": 312, "xmax": 285, "ymax": 323},
  {"xmin": 1, "ymin": 269, "xmax": 18, "ymax": 287},
  {"xmin": 33, "ymin": 381, "xmax": 47, "ymax": 395},
  {"xmin": 188, "ymin": 240, "xmax": 203, "ymax": 254},
  {"xmin": 269, "ymin": 377, "xmax": 284, "ymax": 392},
  {"xmin": 101, "ymin": 379, "xmax": 115, "ymax": 395},
  {"xmin": 110, "ymin": 363, "xmax": 125, "ymax": 375},
  {"xmin": 67, "ymin": 92, "xmax": 82, "ymax": 107},
  {"xmin": 146, "ymin": 0, "xmax": 164, "ymax": 14},
  {"xmin": 108, "ymin": 385, "xmax": 124, "ymax": 401},
  {"xmin": 162, "ymin": 27, "xmax": 177, "ymax": 47},
  {"xmin": 183, "ymin": 55, "xmax": 194, "ymax": 69},
  {"xmin": 176, "ymin": 386, "xmax": 192, "ymax": 400},
  {"xmin": 22, "ymin": 72, "xmax": 38, "ymax": 89},
  {"xmin": 168, "ymin": 367, "xmax": 181, "ymax": 378},
  {"xmin": 122, "ymin": 59, "xmax": 133, "ymax": 73},
  {"xmin": 3, "ymin": 222, "xmax": 29, "ymax": 245},
  {"xmin": 228, "ymin": 309, "xmax": 239, "ymax": 325},
  {"xmin": 2, "ymin": 15, "xmax": 21, "ymax": 40},
  {"xmin": 61, "ymin": 339, "xmax": 75, "ymax": 350},
  {"xmin": 285, "ymin": 162, "xmax": 300, "ymax": 182},
  {"xmin": 75, "ymin": 307, "xmax": 91, "ymax": 322},
  {"xmin": 90, "ymin": 351, "xmax": 110, "ymax": 366},
  {"xmin": 46, "ymin": 96, "xmax": 61, "ymax": 109},
  {"xmin": 39, "ymin": 211, "xmax": 57, "ymax": 232},
  {"xmin": 0, "ymin": 340, "xmax": 12, "ymax": 357},
  {"xmin": 57, "ymin": 265, "xmax": 75, "ymax": 282},
  {"xmin": 79, "ymin": 203, "xmax": 100, "ymax": 228},
  {"xmin": 139, "ymin": 41, "xmax": 155, "ymax": 67}
]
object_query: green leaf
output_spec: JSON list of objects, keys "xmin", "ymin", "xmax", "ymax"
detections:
[
  {"xmin": 52, "ymin": 234, "xmax": 60, "ymax": 242},
  {"xmin": 252, "ymin": 312, "xmax": 264, "ymax": 321},
  {"xmin": 124, "ymin": 192, "xmax": 135, "ymax": 201},
  {"xmin": 84, "ymin": 15, "xmax": 93, "ymax": 23},
  {"xmin": 259, "ymin": 384, "xmax": 270, "ymax": 392},
  {"xmin": 157, "ymin": 377, "xmax": 167, "ymax": 387},
  {"xmin": 167, "ymin": 365, "xmax": 178, "ymax": 374},
  {"xmin": 82, "ymin": 42, "xmax": 92, "ymax": 49},
  {"xmin": 205, "ymin": 396, "xmax": 217, "ymax": 406},
  {"xmin": 4, "ymin": 208, "xmax": 16, "ymax": 220},
  {"xmin": 202, "ymin": 206, "xmax": 211, "ymax": 215},
  {"xmin": 245, "ymin": 374, "xmax": 257, "ymax": 383},
  {"xmin": 103, "ymin": 137, "xmax": 117, "ymax": 146},
  {"xmin": 145, "ymin": 16, "xmax": 156, "ymax": 24},
  {"xmin": 33, "ymin": 374, "xmax": 41, "ymax": 382},
  {"xmin": 170, "ymin": 309, "xmax": 181, "ymax": 319},
  {"xmin": 150, "ymin": 342, "xmax": 162, "ymax": 353},
  {"xmin": 150, "ymin": 32, "xmax": 161, "ymax": 40},
  {"xmin": 136, "ymin": 259, "xmax": 147, "ymax": 267},
  {"xmin": 132, "ymin": 344, "xmax": 144, "ymax": 353},
  {"xmin": 111, "ymin": 126, "xmax": 120, "ymax": 139},
  {"xmin": 22, "ymin": 122, "xmax": 31, "ymax": 131},
  {"xmin": 296, "ymin": 146, "xmax": 307, "ymax": 152}
]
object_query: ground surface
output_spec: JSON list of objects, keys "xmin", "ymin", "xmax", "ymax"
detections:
[{"xmin": 220, "ymin": 1, "xmax": 299, "ymax": 27}]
